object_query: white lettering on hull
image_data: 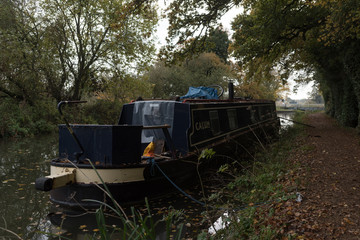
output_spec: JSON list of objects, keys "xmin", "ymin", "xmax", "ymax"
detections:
[{"xmin": 195, "ymin": 121, "xmax": 211, "ymax": 131}]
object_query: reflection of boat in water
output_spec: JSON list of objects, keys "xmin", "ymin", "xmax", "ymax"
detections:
[
  {"xmin": 47, "ymin": 203, "xmax": 186, "ymax": 239},
  {"xmin": 36, "ymin": 83, "xmax": 279, "ymax": 209}
]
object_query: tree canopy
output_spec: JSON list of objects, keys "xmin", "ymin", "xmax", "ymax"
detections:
[
  {"xmin": 160, "ymin": 0, "xmax": 238, "ymax": 64},
  {"xmin": 0, "ymin": 0, "xmax": 159, "ymax": 137},
  {"xmin": 166, "ymin": 0, "xmax": 360, "ymax": 129},
  {"xmin": 148, "ymin": 52, "xmax": 231, "ymax": 98},
  {"xmin": 0, "ymin": 0, "xmax": 158, "ymax": 103},
  {"xmin": 205, "ymin": 26, "xmax": 231, "ymax": 63},
  {"xmin": 2, "ymin": 0, "xmax": 360, "ymax": 136}
]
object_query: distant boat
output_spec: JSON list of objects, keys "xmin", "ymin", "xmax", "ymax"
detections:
[{"xmin": 35, "ymin": 83, "xmax": 279, "ymax": 209}]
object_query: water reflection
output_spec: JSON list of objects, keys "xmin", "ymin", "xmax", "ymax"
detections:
[
  {"xmin": 0, "ymin": 132, "xmax": 204, "ymax": 239},
  {"xmin": 45, "ymin": 189, "xmax": 207, "ymax": 239},
  {"xmin": 0, "ymin": 134, "xmax": 210, "ymax": 239},
  {"xmin": 0, "ymin": 134, "xmax": 57, "ymax": 239},
  {"xmin": 277, "ymin": 111, "xmax": 295, "ymax": 129}
]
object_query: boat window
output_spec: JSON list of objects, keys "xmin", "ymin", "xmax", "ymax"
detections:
[
  {"xmin": 132, "ymin": 101, "xmax": 175, "ymax": 143},
  {"xmin": 209, "ymin": 110, "xmax": 221, "ymax": 135},
  {"xmin": 227, "ymin": 109, "xmax": 238, "ymax": 130}
]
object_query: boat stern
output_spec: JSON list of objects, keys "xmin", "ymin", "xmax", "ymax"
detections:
[{"xmin": 35, "ymin": 168, "xmax": 76, "ymax": 191}]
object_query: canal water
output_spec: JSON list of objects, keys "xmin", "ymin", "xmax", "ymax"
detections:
[
  {"xmin": 277, "ymin": 111, "xmax": 295, "ymax": 129},
  {"xmin": 0, "ymin": 134, "xmax": 211, "ymax": 239},
  {"xmin": 0, "ymin": 134, "xmax": 58, "ymax": 239},
  {"xmin": 0, "ymin": 113, "xmax": 293, "ymax": 239}
]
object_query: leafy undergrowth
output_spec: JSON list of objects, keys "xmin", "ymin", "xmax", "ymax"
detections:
[{"xmin": 198, "ymin": 112, "xmax": 312, "ymax": 239}]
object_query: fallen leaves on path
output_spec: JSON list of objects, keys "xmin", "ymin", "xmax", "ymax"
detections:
[{"xmin": 272, "ymin": 113, "xmax": 360, "ymax": 239}]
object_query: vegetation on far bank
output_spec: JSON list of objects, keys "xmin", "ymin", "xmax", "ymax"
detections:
[{"xmin": 0, "ymin": 97, "xmax": 126, "ymax": 138}]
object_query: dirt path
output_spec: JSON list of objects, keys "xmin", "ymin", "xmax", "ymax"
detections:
[{"xmin": 286, "ymin": 112, "xmax": 360, "ymax": 239}]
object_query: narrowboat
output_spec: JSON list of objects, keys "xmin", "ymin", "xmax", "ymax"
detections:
[{"xmin": 35, "ymin": 83, "xmax": 280, "ymax": 209}]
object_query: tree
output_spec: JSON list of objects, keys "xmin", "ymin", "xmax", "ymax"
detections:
[
  {"xmin": 0, "ymin": 0, "xmax": 158, "ymax": 103},
  {"xmin": 231, "ymin": 61, "xmax": 289, "ymax": 100},
  {"xmin": 0, "ymin": 0, "xmax": 44, "ymax": 105},
  {"xmin": 148, "ymin": 53, "xmax": 232, "ymax": 98},
  {"xmin": 165, "ymin": 0, "xmax": 360, "ymax": 129},
  {"xmin": 38, "ymin": 0, "xmax": 158, "ymax": 101},
  {"xmin": 160, "ymin": 0, "xmax": 238, "ymax": 64},
  {"xmin": 205, "ymin": 25, "xmax": 231, "ymax": 63},
  {"xmin": 165, "ymin": 0, "xmax": 238, "ymax": 48},
  {"xmin": 310, "ymin": 83, "xmax": 324, "ymax": 104},
  {"xmin": 96, "ymin": 70, "xmax": 153, "ymax": 103},
  {"xmin": 231, "ymin": 0, "xmax": 360, "ymax": 128}
]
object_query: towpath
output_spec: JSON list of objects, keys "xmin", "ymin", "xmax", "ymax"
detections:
[{"xmin": 284, "ymin": 112, "xmax": 360, "ymax": 239}]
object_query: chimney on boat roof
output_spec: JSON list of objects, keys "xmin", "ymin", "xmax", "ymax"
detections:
[{"xmin": 228, "ymin": 81, "xmax": 234, "ymax": 100}]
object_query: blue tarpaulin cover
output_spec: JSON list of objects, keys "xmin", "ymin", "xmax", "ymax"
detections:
[{"xmin": 180, "ymin": 86, "xmax": 218, "ymax": 100}]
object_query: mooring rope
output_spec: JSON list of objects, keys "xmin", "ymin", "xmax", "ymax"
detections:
[
  {"xmin": 148, "ymin": 158, "xmax": 206, "ymax": 206},
  {"xmin": 147, "ymin": 158, "xmax": 292, "ymax": 211}
]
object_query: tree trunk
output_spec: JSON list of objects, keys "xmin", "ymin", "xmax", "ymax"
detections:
[{"xmin": 344, "ymin": 41, "xmax": 360, "ymax": 132}]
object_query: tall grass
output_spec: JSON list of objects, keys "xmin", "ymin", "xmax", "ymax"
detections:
[
  {"xmin": 90, "ymin": 200, "xmax": 184, "ymax": 240},
  {"xmin": 63, "ymin": 159, "xmax": 185, "ymax": 240},
  {"xmin": 198, "ymin": 112, "xmax": 307, "ymax": 239}
]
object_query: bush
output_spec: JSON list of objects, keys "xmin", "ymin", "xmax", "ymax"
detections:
[
  {"xmin": 0, "ymin": 96, "xmax": 128, "ymax": 138},
  {"xmin": 0, "ymin": 98, "xmax": 59, "ymax": 138},
  {"xmin": 82, "ymin": 100, "xmax": 124, "ymax": 125}
]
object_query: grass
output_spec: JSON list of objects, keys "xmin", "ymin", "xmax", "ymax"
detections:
[
  {"xmin": 69, "ymin": 160, "xmax": 186, "ymax": 240},
  {"xmin": 197, "ymin": 111, "xmax": 307, "ymax": 239},
  {"xmin": 89, "ymin": 200, "xmax": 184, "ymax": 240}
]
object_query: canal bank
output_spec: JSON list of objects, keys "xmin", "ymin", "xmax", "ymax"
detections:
[{"xmin": 273, "ymin": 112, "xmax": 360, "ymax": 239}]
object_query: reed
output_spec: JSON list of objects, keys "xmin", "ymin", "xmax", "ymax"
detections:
[
  {"xmin": 73, "ymin": 160, "xmax": 185, "ymax": 240},
  {"xmin": 198, "ymin": 112, "xmax": 307, "ymax": 239}
]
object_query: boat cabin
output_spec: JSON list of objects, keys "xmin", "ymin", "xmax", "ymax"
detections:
[{"xmin": 58, "ymin": 98, "xmax": 277, "ymax": 167}]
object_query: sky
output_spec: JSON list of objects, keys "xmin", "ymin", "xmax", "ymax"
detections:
[
  {"xmin": 154, "ymin": 4, "xmax": 313, "ymax": 100},
  {"xmin": 286, "ymin": 80, "xmax": 313, "ymax": 100}
]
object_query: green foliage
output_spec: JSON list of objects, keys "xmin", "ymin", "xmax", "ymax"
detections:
[
  {"xmin": 161, "ymin": 25, "xmax": 231, "ymax": 65},
  {"xmin": 0, "ymin": 98, "xmax": 58, "ymax": 138},
  {"xmin": 230, "ymin": 0, "xmax": 360, "ymax": 128},
  {"xmin": 72, "ymin": 160, "xmax": 185, "ymax": 240},
  {"xmin": 161, "ymin": 0, "xmax": 239, "ymax": 63},
  {"xmin": 199, "ymin": 148, "xmax": 216, "ymax": 160},
  {"xmin": 309, "ymin": 82, "xmax": 324, "ymax": 104},
  {"xmin": 343, "ymin": 41, "xmax": 360, "ymax": 131},
  {"xmin": 0, "ymin": 0, "xmax": 159, "ymax": 137},
  {"xmin": 96, "ymin": 73, "xmax": 153, "ymax": 103},
  {"xmin": 37, "ymin": 0, "xmax": 158, "ymax": 101},
  {"xmin": 0, "ymin": 0, "xmax": 158, "ymax": 102},
  {"xmin": 81, "ymin": 100, "xmax": 123, "ymax": 125},
  {"xmin": 165, "ymin": 0, "xmax": 360, "ymax": 128},
  {"xmin": 205, "ymin": 26, "xmax": 231, "ymax": 63},
  {"xmin": 148, "ymin": 53, "xmax": 232, "ymax": 98},
  {"xmin": 0, "ymin": 3, "xmax": 44, "ymax": 106},
  {"xmin": 87, "ymin": 201, "xmax": 184, "ymax": 240},
  {"xmin": 0, "ymin": 97, "xmax": 128, "ymax": 138}
]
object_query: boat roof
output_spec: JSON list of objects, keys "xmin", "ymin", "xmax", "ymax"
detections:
[{"xmin": 130, "ymin": 98, "xmax": 274, "ymax": 104}]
